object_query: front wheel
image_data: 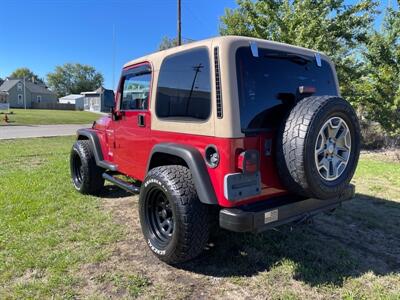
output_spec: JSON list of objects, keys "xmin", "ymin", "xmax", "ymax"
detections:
[
  {"xmin": 70, "ymin": 140, "xmax": 104, "ymax": 195},
  {"xmin": 139, "ymin": 165, "xmax": 209, "ymax": 264}
]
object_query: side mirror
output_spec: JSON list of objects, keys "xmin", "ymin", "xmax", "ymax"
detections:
[
  {"xmin": 104, "ymin": 90, "xmax": 115, "ymax": 109},
  {"xmin": 111, "ymin": 109, "xmax": 124, "ymax": 121}
]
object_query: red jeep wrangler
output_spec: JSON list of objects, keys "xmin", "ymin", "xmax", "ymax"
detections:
[{"xmin": 70, "ymin": 36, "xmax": 360, "ymax": 264}]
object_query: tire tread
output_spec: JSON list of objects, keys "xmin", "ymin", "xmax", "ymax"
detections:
[
  {"xmin": 141, "ymin": 165, "xmax": 209, "ymax": 264},
  {"xmin": 71, "ymin": 140, "xmax": 104, "ymax": 195},
  {"xmin": 277, "ymin": 95, "xmax": 360, "ymax": 199}
]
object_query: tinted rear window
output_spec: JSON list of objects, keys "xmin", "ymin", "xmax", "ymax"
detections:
[
  {"xmin": 236, "ymin": 47, "xmax": 338, "ymax": 132},
  {"xmin": 156, "ymin": 48, "xmax": 211, "ymax": 120}
]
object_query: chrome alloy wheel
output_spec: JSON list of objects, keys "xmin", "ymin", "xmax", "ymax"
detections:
[{"xmin": 315, "ymin": 117, "xmax": 351, "ymax": 181}]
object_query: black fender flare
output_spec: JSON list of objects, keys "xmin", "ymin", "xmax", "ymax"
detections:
[
  {"xmin": 146, "ymin": 143, "xmax": 218, "ymax": 205},
  {"xmin": 76, "ymin": 129, "xmax": 117, "ymax": 171}
]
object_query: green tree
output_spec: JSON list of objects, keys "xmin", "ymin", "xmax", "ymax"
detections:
[
  {"xmin": 157, "ymin": 36, "xmax": 192, "ymax": 51},
  {"xmin": 47, "ymin": 63, "xmax": 104, "ymax": 98},
  {"xmin": 9, "ymin": 67, "xmax": 44, "ymax": 83},
  {"xmin": 158, "ymin": 36, "xmax": 179, "ymax": 51},
  {"xmin": 219, "ymin": 0, "xmax": 377, "ymax": 106},
  {"xmin": 360, "ymin": 5, "xmax": 400, "ymax": 135}
]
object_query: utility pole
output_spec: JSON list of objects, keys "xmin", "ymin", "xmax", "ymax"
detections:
[
  {"xmin": 185, "ymin": 63, "xmax": 203, "ymax": 114},
  {"xmin": 23, "ymin": 77, "xmax": 26, "ymax": 110},
  {"xmin": 177, "ymin": 0, "xmax": 182, "ymax": 46}
]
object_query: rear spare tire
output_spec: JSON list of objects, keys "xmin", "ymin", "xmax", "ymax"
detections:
[{"xmin": 276, "ymin": 96, "xmax": 360, "ymax": 199}]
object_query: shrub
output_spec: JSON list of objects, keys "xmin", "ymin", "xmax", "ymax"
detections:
[{"xmin": 360, "ymin": 119, "xmax": 400, "ymax": 149}]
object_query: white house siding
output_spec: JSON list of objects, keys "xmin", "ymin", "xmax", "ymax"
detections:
[
  {"xmin": 59, "ymin": 95, "xmax": 85, "ymax": 110},
  {"xmin": 84, "ymin": 95, "xmax": 101, "ymax": 112}
]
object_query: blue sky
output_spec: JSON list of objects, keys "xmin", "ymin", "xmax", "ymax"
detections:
[{"xmin": 0, "ymin": 0, "xmax": 395, "ymax": 90}]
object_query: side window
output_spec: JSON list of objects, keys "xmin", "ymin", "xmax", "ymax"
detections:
[
  {"xmin": 156, "ymin": 48, "xmax": 211, "ymax": 120},
  {"xmin": 120, "ymin": 68, "xmax": 151, "ymax": 111}
]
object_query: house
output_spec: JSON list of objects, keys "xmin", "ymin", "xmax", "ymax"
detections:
[
  {"xmin": 81, "ymin": 87, "xmax": 113, "ymax": 113},
  {"xmin": 59, "ymin": 94, "xmax": 84, "ymax": 110},
  {"xmin": 0, "ymin": 91, "xmax": 7, "ymax": 103},
  {"xmin": 0, "ymin": 79, "xmax": 58, "ymax": 108}
]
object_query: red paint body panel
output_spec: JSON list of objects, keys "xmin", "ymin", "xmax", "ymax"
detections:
[
  {"xmin": 94, "ymin": 116, "xmax": 288, "ymax": 208},
  {"xmin": 91, "ymin": 61, "xmax": 288, "ymax": 208},
  {"xmin": 88, "ymin": 117, "xmax": 112, "ymax": 162},
  {"xmin": 111, "ymin": 110, "xmax": 151, "ymax": 180}
]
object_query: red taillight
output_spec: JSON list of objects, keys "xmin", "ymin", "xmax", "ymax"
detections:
[{"xmin": 237, "ymin": 150, "xmax": 260, "ymax": 174}]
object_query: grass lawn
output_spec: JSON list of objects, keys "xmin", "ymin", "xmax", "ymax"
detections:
[
  {"xmin": 0, "ymin": 137, "xmax": 125, "ymax": 298},
  {"xmin": 0, "ymin": 137, "xmax": 399, "ymax": 299},
  {"xmin": 1, "ymin": 109, "xmax": 101, "ymax": 125}
]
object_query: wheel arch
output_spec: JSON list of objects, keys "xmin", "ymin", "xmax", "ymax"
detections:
[
  {"xmin": 146, "ymin": 143, "xmax": 218, "ymax": 205},
  {"xmin": 76, "ymin": 128, "xmax": 117, "ymax": 171}
]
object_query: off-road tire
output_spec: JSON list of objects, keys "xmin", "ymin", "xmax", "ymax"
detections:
[
  {"xmin": 70, "ymin": 140, "xmax": 104, "ymax": 195},
  {"xmin": 276, "ymin": 96, "xmax": 360, "ymax": 199},
  {"xmin": 139, "ymin": 165, "xmax": 209, "ymax": 264}
]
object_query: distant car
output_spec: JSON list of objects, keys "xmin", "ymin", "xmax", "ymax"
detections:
[{"xmin": 70, "ymin": 36, "xmax": 360, "ymax": 264}]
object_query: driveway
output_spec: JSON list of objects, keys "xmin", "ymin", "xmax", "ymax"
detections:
[{"xmin": 0, "ymin": 124, "xmax": 91, "ymax": 139}]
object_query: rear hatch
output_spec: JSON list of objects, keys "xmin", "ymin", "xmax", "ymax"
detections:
[
  {"xmin": 235, "ymin": 46, "xmax": 339, "ymax": 202},
  {"xmin": 236, "ymin": 46, "xmax": 339, "ymax": 133}
]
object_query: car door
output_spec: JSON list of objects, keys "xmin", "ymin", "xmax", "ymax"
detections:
[{"xmin": 112, "ymin": 63, "xmax": 152, "ymax": 180}]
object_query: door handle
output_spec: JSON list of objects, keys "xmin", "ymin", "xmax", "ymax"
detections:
[{"xmin": 138, "ymin": 114, "xmax": 145, "ymax": 127}]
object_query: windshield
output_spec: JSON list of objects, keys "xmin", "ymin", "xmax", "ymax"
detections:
[{"xmin": 236, "ymin": 47, "xmax": 338, "ymax": 133}]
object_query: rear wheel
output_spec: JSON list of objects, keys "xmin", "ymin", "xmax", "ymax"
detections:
[
  {"xmin": 276, "ymin": 96, "xmax": 360, "ymax": 199},
  {"xmin": 70, "ymin": 140, "xmax": 104, "ymax": 195},
  {"xmin": 139, "ymin": 165, "xmax": 209, "ymax": 264}
]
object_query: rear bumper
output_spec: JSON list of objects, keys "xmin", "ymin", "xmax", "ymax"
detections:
[{"xmin": 219, "ymin": 184, "xmax": 355, "ymax": 233}]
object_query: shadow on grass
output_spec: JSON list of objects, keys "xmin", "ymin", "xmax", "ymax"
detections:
[
  {"xmin": 178, "ymin": 193, "xmax": 400, "ymax": 287},
  {"xmin": 100, "ymin": 185, "xmax": 132, "ymax": 199}
]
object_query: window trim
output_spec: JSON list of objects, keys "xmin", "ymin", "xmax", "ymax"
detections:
[
  {"xmin": 155, "ymin": 46, "xmax": 212, "ymax": 123},
  {"xmin": 36, "ymin": 95, "xmax": 42, "ymax": 102},
  {"xmin": 117, "ymin": 62, "xmax": 153, "ymax": 112},
  {"xmin": 17, "ymin": 83, "xmax": 23, "ymax": 91},
  {"xmin": 17, "ymin": 94, "xmax": 23, "ymax": 104}
]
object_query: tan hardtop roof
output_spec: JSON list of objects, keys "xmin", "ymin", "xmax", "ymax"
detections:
[{"xmin": 123, "ymin": 35, "xmax": 327, "ymax": 68}]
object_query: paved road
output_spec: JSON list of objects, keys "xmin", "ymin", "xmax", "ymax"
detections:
[{"xmin": 0, "ymin": 124, "xmax": 92, "ymax": 140}]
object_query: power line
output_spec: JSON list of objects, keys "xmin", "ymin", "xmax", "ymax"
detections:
[
  {"xmin": 185, "ymin": 3, "xmax": 217, "ymax": 33},
  {"xmin": 177, "ymin": 0, "xmax": 182, "ymax": 46},
  {"xmin": 182, "ymin": 36, "xmax": 197, "ymax": 42}
]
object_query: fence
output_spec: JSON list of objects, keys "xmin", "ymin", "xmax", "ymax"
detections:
[
  {"xmin": 31, "ymin": 102, "xmax": 76, "ymax": 110},
  {"xmin": 0, "ymin": 103, "xmax": 10, "ymax": 113}
]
